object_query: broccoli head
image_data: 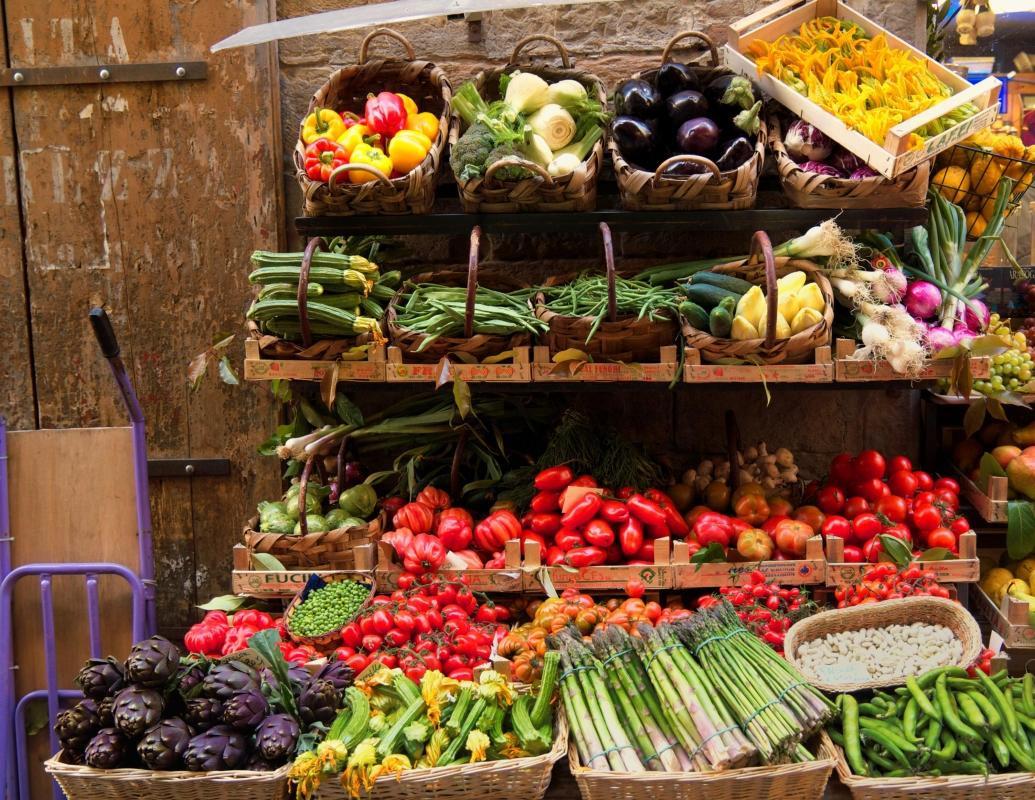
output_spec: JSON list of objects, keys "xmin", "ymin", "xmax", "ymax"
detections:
[
  {"xmin": 483, "ymin": 145, "xmax": 534, "ymax": 181},
  {"xmin": 450, "ymin": 121, "xmax": 496, "ymax": 182}
]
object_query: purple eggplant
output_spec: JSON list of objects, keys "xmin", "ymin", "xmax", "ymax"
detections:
[
  {"xmin": 715, "ymin": 137, "xmax": 754, "ymax": 172},
  {"xmin": 613, "ymin": 80, "xmax": 661, "ymax": 119},
  {"xmin": 665, "ymin": 90, "xmax": 709, "ymax": 128},
  {"xmin": 661, "ymin": 158, "xmax": 711, "ymax": 177},
  {"xmin": 656, "ymin": 62, "xmax": 699, "ymax": 97},
  {"xmin": 612, "ymin": 116, "xmax": 658, "ymax": 163},
  {"xmin": 676, "ymin": 117, "xmax": 719, "ymax": 156},
  {"xmin": 704, "ymin": 74, "xmax": 756, "ymax": 127}
]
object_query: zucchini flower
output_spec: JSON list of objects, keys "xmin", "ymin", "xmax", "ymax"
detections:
[
  {"xmin": 499, "ymin": 732, "xmax": 531, "ymax": 760},
  {"xmin": 404, "ymin": 720, "xmax": 431, "ymax": 746},
  {"xmin": 316, "ymin": 740, "xmax": 348, "ymax": 772},
  {"xmin": 289, "ymin": 751, "xmax": 322, "ymax": 799},
  {"xmin": 370, "ymin": 753, "xmax": 412, "ymax": 781},
  {"xmin": 418, "ymin": 727, "xmax": 450, "ymax": 768},
  {"xmin": 368, "ymin": 709, "xmax": 388, "ymax": 734},
  {"xmin": 420, "ymin": 670, "xmax": 459, "ymax": 726},
  {"xmin": 477, "ymin": 671, "xmax": 515, "ymax": 706},
  {"xmin": 466, "ymin": 730, "xmax": 491, "ymax": 763},
  {"xmin": 343, "ymin": 737, "xmax": 380, "ymax": 798},
  {"xmin": 355, "ymin": 667, "xmax": 400, "ymax": 696}
]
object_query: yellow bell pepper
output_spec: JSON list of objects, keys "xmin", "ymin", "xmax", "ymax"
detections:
[
  {"xmin": 406, "ymin": 111, "xmax": 440, "ymax": 141},
  {"xmin": 337, "ymin": 123, "xmax": 375, "ymax": 157},
  {"xmin": 387, "ymin": 129, "xmax": 431, "ymax": 174},
  {"xmin": 348, "ymin": 143, "xmax": 393, "ymax": 183},
  {"xmin": 396, "ymin": 93, "xmax": 419, "ymax": 116},
  {"xmin": 302, "ymin": 108, "xmax": 345, "ymax": 145}
]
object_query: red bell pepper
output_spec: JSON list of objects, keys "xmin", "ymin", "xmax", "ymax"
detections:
[
  {"xmin": 693, "ymin": 512, "xmax": 734, "ymax": 548},
  {"xmin": 583, "ymin": 519, "xmax": 615, "ymax": 548},
  {"xmin": 529, "ymin": 491, "xmax": 561, "ymax": 513},
  {"xmin": 303, "ymin": 138, "xmax": 349, "ymax": 183},
  {"xmin": 484, "ymin": 551, "xmax": 506, "ymax": 569},
  {"xmin": 565, "ymin": 546, "xmax": 607, "ymax": 568},
  {"xmin": 553, "ymin": 527, "xmax": 584, "ymax": 552},
  {"xmin": 364, "ymin": 91, "xmax": 408, "ymax": 137},
  {"xmin": 435, "ymin": 508, "xmax": 473, "ymax": 552},
  {"xmin": 545, "ymin": 545, "xmax": 567, "ymax": 566},
  {"xmin": 626, "ymin": 494, "xmax": 668, "ymax": 528},
  {"xmin": 600, "ymin": 499, "xmax": 630, "ymax": 524},
  {"xmin": 528, "ymin": 512, "xmax": 563, "ymax": 536},
  {"xmin": 660, "ymin": 504, "xmax": 690, "ymax": 537},
  {"xmin": 517, "ymin": 530, "xmax": 547, "ymax": 556},
  {"xmin": 619, "ymin": 517, "xmax": 644, "ymax": 557},
  {"xmin": 561, "ymin": 492, "xmax": 602, "ymax": 529},
  {"xmin": 534, "ymin": 466, "xmax": 573, "ymax": 491},
  {"xmin": 635, "ymin": 541, "xmax": 656, "ymax": 562},
  {"xmin": 616, "ymin": 486, "xmax": 636, "ymax": 500}
]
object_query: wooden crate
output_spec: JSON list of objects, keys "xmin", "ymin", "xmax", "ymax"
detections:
[
  {"xmin": 384, "ymin": 345, "xmax": 531, "ymax": 383},
  {"xmin": 834, "ymin": 339, "xmax": 991, "ymax": 382},
  {"xmin": 955, "ymin": 466, "xmax": 1009, "ymax": 524},
  {"xmin": 375, "ymin": 540, "xmax": 524, "ymax": 592},
  {"xmin": 674, "ymin": 535, "xmax": 826, "ymax": 588},
  {"xmin": 243, "ymin": 337, "xmax": 387, "ymax": 382},
  {"xmin": 683, "ymin": 345, "xmax": 833, "ymax": 383},
  {"xmin": 971, "ymin": 584, "xmax": 1035, "ymax": 649},
  {"xmin": 824, "ymin": 532, "xmax": 980, "ymax": 585},
  {"xmin": 530, "ymin": 345, "xmax": 679, "ymax": 383},
  {"xmin": 230, "ymin": 543, "xmax": 376, "ymax": 598},
  {"xmin": 725, "ymin": 0, "xmax": 1000, "ymax": 178},
  {"xmin": 521, "ymin": 538, "xmax": 676, "ymax": 592}
]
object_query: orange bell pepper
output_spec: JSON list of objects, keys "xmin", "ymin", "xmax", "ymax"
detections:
[
  {"xmin": 337, "ymin": 123, "xmax": 376, "ymax": 157},
  {"xmin": 395, "ymin": 93, "xmax": 419, "ymax": 116},
  {"xmin": 406, "ymin": 111, "xmax": 440, "ymax": 141}
]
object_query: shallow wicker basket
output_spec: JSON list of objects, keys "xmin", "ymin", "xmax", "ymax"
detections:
[
  {"xmin": 244, "ymin": 516, "xmax": 381, "ymax": 571},
  {"xmin": 310, "ymin": 708, "xmax": 567, "ymax": 800},
  {"xmin": 769, "ymin": 110, "xmax": 929, "ymax": 209},
  {"xmin": 293, "ymin": 29, "xmax": 454, "ymax": 216},
  {"xmin": 45, "ymin": 754, "xmax": 289, "ymax": 800},
  {"xmin": 535, "ymin": 222, "xmax": 679, "ymax": 363},
  {"xmin": 610, "ymin": 32, "xmax": 766, "ymax": 212},
  {"xmin": 569, "ymin": 736, "xmax": 835, "ymax": 800},
  {"xmin": 681, "ymin": 231, "xmax": 833, "ymax": 365},
  {"xmin": 284, "ymin": 571, "xmax": 374, "ymax": 651},
  {"xmin": 822, "ymin": 730, "xmax": 1035, "ymax": 800},
  {"xmin": 387, "ymin": 226, "xmax": 537, "ymax": 363},
  {"xmin": 784, "ymin": 597, "xmax": 982, "ymax": 693},
  {"xmin": 450, "ymin": 35, "xmax": 606, "ymax": 213}
]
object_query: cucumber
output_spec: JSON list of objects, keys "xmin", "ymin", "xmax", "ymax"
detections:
[
  {"xmin": 690, "ymin": 272, "xmax": 754, "ymax": 295},
  {"xmin": 684, "ymin": 284, "xmax": 742, "ymax": 310},
  {"xmin": 708, "ymin": 296, "xmax": 735, "ymax": 337},
  {"xmin": 678, "ymin": 300, "xmax": 709, "ymax": 330}
]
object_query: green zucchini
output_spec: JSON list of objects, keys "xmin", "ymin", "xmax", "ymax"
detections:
[
  {"xmin": 257, "ymin": 282, "xmax": 323, "ymax": 300},
  {"xmin": 708, "ymin": 296, "xmax": 735, "ymax": 337},
  {"xmin": 683, "ymin": 284, "xmax": 742, "ymax": 310},
  {"xmin": 678, "ymin": 300, "xmax": 709, "ymax": 330},
  {"xmin": 249, "ymin": 265, "xmax": 372, "ymax": 294},
  {"xmin": 690, "ymin": 272, "xmax": 753, "ymax": 295},
  {"xmin": 250, "ymin": 250, "xmax": 379, "ymax": 275}
]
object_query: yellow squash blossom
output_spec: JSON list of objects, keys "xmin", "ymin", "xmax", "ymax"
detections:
[
  {"xmin": 466, "ymin": 730, "xmax": 491, "ymax": 763},
  {"xmin": 289, "ymin": 751, "xmax": 322, "ymax": 800},
  {"xmin": 477, "ymin": 671, "xmax": 515, "ymax": 706},
  {"xmin": 420, "ymin": 670, "xmax": 459, "ymax": 727},
  {"xmin": 370, "ymin": 753, "xmax": 412, "ymax": 782}
]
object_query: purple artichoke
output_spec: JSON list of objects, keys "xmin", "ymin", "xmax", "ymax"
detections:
[
  {"xmin": 96, "ymin": 697, "xmax": 115, "ymax": 728},
  {"xmin": 222, "ymin": 689, "xmax": 270, "ymax": 731},
  {"xmin": 84, "ymin": 728, "xmax": 129, "ymax": 769},
  {"xmin": 255, "ymin": 713, "xmax": 300, "ymax": 763},
  {"xmin": 74, "ymin": 658, "xmax": 125, "ymax": 700},
  {"xmin": 175, "ymin": 661, "xmax": 209, "ymax": 698},
  {"xmin": 202, "ymin": 662, "xmax": 259, "ymax": 701},
  {"xmin": 55, "ymin": 700, "xmax": 102, "ymax": 752},
  {"xmin": 184, "ymin": 698, "xmax": 224, "ymax": 732},
  {"xmin": 299, "ymin": 679, "xmax": 339, "ymax": 727},
  {"xmin": 125, "ymin": 636, "xmax": 181, "ymax": 688},
  {"xmin": 183, "ymin": 725, "xmax": 248, "ymax": 771},
  {"xmin": 244, "ymin": 753, "xmax": 276, "ymax": 772},
  {"xmin": 315, "ymin": 660, "xmax": 354, "ymax": 693},
  {"xmin": 112, "ymin": 687, "xmax": 164, "ymax": 739},
  {"xmin": 138, "ymin": 718, "xmax": 193, "ymax": 770}
]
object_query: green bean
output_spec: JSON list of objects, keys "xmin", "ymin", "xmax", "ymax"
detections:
[
  {"xmin": 935, "ymin": 674, "xmax": 981, "ymax": 742},
  {"xmin": 1024, "ymin": 674, "xmax": 1035, "ymax": 716},
  {"xmin": 842, "ymin": 695, "xmax": 869, "ymax": 776},
  {"xmin": 955, "ymin": 692, "xmax": 986, "ymax": 730},
  {"xmin": 859, "ymin": 728, "xmax": 910, "ymax": 768},
  {"xmin": 907, "ymin": 676, "xmax": 941, "ymax": 722},
  {"xmin": 1001, "ymin": 729, "xmax": 1035, "ymax": 770},
  {"xmin": 924, "ymin": 719, "xmax": 943, "ymax": 749},
  {"xmin": 864, "ymin": 746, "xmax": 897, "ymax": 772},
  {"xmin": 930, "ymin": 729, "xmax": 957, "ymax": 761},
  {"xmin": 903, "ymin": 697, "xmax": 920, "ymax": 743},
  {"xmin": 858, "ymin": 718, "xmax": 919, "ymax": 754},
  {"xmin": 919, "ymin": 667, "xmax": 968, "ymax": 690},
  {"xmin": 976, "ymin": 669, "xmax": 1019, "ymax": 737},
  {"xmin": 964, "ymin": 690, "xmax": 1001, "ymax": 730},
  {"xmin": 989, "ymin": 732, "xmax": 1011, "ymax": 768}
]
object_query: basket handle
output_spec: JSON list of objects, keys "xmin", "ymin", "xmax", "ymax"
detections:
[
  {"xmin": 747, "ymin": 230, "xmax": 778, "ymax": 348},
  {"xmin": 600, "ymin": 222, "xmax": 617, "ymax": 324},
  {"xmin": 659, "ymin": 31, "xmax": 719, "ymax": 67},
  {"xmin": 465, "ymin": 226, "xmax": 481, "ymax": 340},
  {"xmin": 359, "ymin": 28, "xmax": 416, "ymax": 62},
  {"xmin": 297, "ymin": 454, "xmax": 317, "ymax": 537},
  {"xmin": 327, "ymin": 162, "xmax": 394, "ymax": 192},
  {"xmin": 482, "ymin": 157, "xmax": 556, "ymax": 188},
  {"xmin": 725, "ymin": 410, "xmax": 741, "ymax": 492},
  {"xmin": 298, "ymin": 237, "xmax": 327, "ymax": 348},
  {"xmin": 510, "ymin": 34, "xmax": 571, "ymax": 68},
  {"xmin": 652, "ymin": 155, "xmax": 721, "ymax": 185}
]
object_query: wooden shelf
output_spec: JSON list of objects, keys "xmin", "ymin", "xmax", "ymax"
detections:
[
  {"xmin": 824, "ymin": 532, "xmax": 980, "ymax": 585},
  {"xmin": 834, "ymin": 339, "xmax": 991, "ymax": 383}
]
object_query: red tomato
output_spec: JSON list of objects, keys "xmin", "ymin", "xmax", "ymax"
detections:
[
  {"xmin": 816, "ymin": 485, "xmax": 845, "ymax": 515},
  {"xmin": 889, "ymin": 455, "xmax": 913, "ymax": 474},
  {"xmin": 851, "ymin": 513, "xmax": 882, "ymax": 542},
  {"xmin": 875, "ymin": 495, "xmax": 908, "ymax": 524},
  {"xmin": 927, "ymin": 527, "xmax": 957, "ymax": 551},
  {"xmin": 862, "ymin": 537, "xmax": 884, "ymax": 563},
  {"xmin": 411, "ymin": 613, "xmax": 432, "ymax": 636},
  {"xmin": 340, "ymin": 622, "xmax": 362, "ymax": 648},
  {"xmin": 914, "ymin": 491, "xmax": 937, "ymax": 507},
  {"xmin": 950, "ymin": 516, "xmax": 971, "ymax": 535},
  {"xmin": 359, "ymin": 615, "xmax": 376, "ymax": 636},
  {"xmin": 913, "ymin": 471, "xmax": 934, "ymax": 491},
  {"xmin": 405, "ymin": 666, "xmax": 426, "ymax": 683},
  {"xmin": 626, "ymin": 577, "xmax": 646, "ymax": 599},
  {"xmin": 425, "ymin": 609, "xmax": 443, "ymax": 630},
  {"xmin": 934, "ymin": 477, "xmax": 960, "ymax": 495},
  {"xmin": 854, "ymin": 450, "xmax": 887, "ymax": 480},
  {"xmin": 843, "ymin": 496, "xmax": 870, "ymax": 519},
  {"xmin": 384, "ymin": 629, "xmax": 409, "ymax": 648},
  {"xmin": 455, "ymin": 586, "xmax": 477, "ymax": 613},
  {"xmin": 793, "ymin": 505, "xmax": 826, "ymax": 534},
  {"xmin": 853, "ymin": 478, "xmax": 886, "ymax": 503},
  {"xmin": 912, "ymin": 503, "xmax": 942, "ymax": 531},
  {"xmin": 842, "ymin": 545, "xmax": 865, "ymax": 563},
  {"xmin": 396, "ymin": 572, "xmax": 416, "ymax": 590},
  {"xmin": 344, "ymin": 653, "xmax": 369, "ymax": 673},
  {"xmin": 883, "ymin": 523, "xmax": 912, "ymax": 545},
  {"xmin": 888, "ymin": 470, "xmax": 918, "ymax": 498},
  {"xmin": 361, "ymin": 634, "xmax": 383, "ymax": 653},
  {"xmin": 934, "ymin": 489, "xmax": 959, "ymax": 512},
  {"xmin": 370, "ymin": 609, "xmax": 394, "ymax": 636},
  {"xmin": 448, "ymin": 668, "xmax": 474, "ymax": 681},
  {"xmin": 379, "ymin": 654, "xmax": 398, "ymax": 669},
  {"xmin": 821, "ymin": 515, "xmax": 851, "ymax": 541},
  {"xmin": 830, "ymin": 454, "xmax": 855, "ymax": 486}
]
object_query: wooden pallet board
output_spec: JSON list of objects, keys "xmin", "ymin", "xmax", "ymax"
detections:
[
  {"xmin": 674, "ymin": 536, "xmax": 826, "ymax": 587},
  {"xmin": 375, "ymin": 541, "xmax": 524, "ymax": 592},
  {"xmin": 243, "ymin": 338, "xmax": 387, "ymax": 382},
  {"xmin": 521, "ymin": 539, "xmax": 676, "ymax": 592},
  {"xmin": 384, "ymin": 346, "xmax": 531, "ymax": 383},
  {"xmin": 824, "ymin": 532, "xmax": 980, "ymax": 584},
  {"xmin": 956, "ymin": 466, "xmax": 1009, "ymax": 524},
  {"xmin": 230, "ymin": 543, "xmax": 376, "ymax": 598},
  {"xmin": 531, "ymin": 345, "xmax": 679, "ymax": 383},
  {"xmin": 683, "ymin": 346, "xmax": 833, "ymax": 383},
  {"xmin": 834, "ymin": 339, "xmax": 991, "ymax": 382},
  {"xmin": 972, "ymin": 584, "xmax": 1035, "ymax": 649}
]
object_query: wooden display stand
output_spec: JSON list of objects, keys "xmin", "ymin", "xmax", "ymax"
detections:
[
  {"xmin": 956, "ymin": 468, "xmax": 1010, "ymax": 524},
  {"xmin": 683, "ymin": 346, "xmax": 833, "ymax": 383},
  {"xmin": 675, "ymin": 535, "xmax": 826, "ymax": 588},
  {"xmin": 521, "ymin": 538, "xmax": 677, "ymax": 592},
  {"xmin": 972, "ymin": 584, "xmax": 1035, "ymax": 649},
  {"xmin": 530, "ymin": 345, "xmax": 679, "ymax": 383},
  {"xmin": 375, "ymin": 540, "xmax": 524, "ymax": 592},
  {"xmin": 834, "ymin": 339, "xmax": 991, "ymax": 382},
  {"xmin": 230, "ymin": 542, "xmax": 376, "ymax": 598},
  {"xmin": 243, "ymin": 337, "xmax": 387, "ymax": 382},
  {"xmin": 824, "ymin": 532, "xmax": 980, "ymax": 585},
  {"xmin": 385, "ymin": 346, "xmax": 531, "ymax": 383}
]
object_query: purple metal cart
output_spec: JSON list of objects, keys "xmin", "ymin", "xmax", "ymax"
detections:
[{"xmin": 1, "ymin": 308, "xmax": 157, "ymax": 800}]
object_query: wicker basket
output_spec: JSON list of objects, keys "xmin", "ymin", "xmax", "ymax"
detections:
[
  {"xmin": 610, "ymin": 32, "xmax": 766, "ymax": 211},
  {"xmin": 569, "ymin": 736, "xmax": 835, "ymax": 800},
  {"xmin": 293, "ymin": 29, "xmax": 454, "ymax": 216},
  {"xmin": 769, "ymin": 110, "xmax": 929, "ymax": 209},
  {"xmin": 681, "ymin": 232, "xmax": 833, "ymax": 365},
  {"xmin": 284, "ymin": 571, "xmax": 375, "ymax": 651},
  {"xmin": 387, "ymin": 226, "xmax": 537, "ymax": 363},
  {"xmin": 535, "ymin": 222, "xmax": 679, "ymax": 363},
  {"xmin": 45, "ymin": 754, "xmax": 290, "ymax": 800},
  {"xmin": 451, "ymin": 35, "xmax": 606, "ymax": 213},
  {"xmin": 932, "ymin": 142, "xmax": 1035, "ymax": 237},
  {"xmin": 311, "ymin": 709, "xmax": 567, "ymax": 800},
  {"xmin": 244, "ymin": 516, "xmax": 381, "ymax": 571},
  {"xmin": 784, "ymin": 597, "xmax": 982, "ymax": 693},
  {"xmin": 822, "ymin": 730, "xmax": 1035, "ymax": 800}
]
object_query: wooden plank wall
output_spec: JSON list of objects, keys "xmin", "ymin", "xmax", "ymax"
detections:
[{"xmin": 0, "ymin": 0, "xmax": 282, "ymax": 635}]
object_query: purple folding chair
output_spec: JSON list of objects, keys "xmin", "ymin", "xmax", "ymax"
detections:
[{"xmin": 1, "ymin": 308, "xmax": 157, "ymax": 800}]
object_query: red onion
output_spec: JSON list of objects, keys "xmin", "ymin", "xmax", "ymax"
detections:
[
  {"xmin": 962, "ymin": 298, "xmax": 989, "ymax": 332},
  {"xmin": 784, "ymin": 119, "xmax": 834, "ymax": 161},
  {"xmin": 952, "ymin": 327, "xmax": 975, "ymax": 348},
  {"xmin": 904, "ymin": 281, "xmax": 941, "ymax": 320},
  {"xmin": 925, "ymin": 325, "xmax": 956, "ymax": 351}
]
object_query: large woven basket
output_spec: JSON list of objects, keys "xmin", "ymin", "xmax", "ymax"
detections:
[
  {"xmin": 610, "ymin": 32, "xmax": 766, "ymax": 211},
  {"xmin": 293, "ymin": 29, "xmax": 453, "ymax": 216},
  {"xmin": 784, "ymin": 597, "xmax": 982, "ymax": 693},
  {"xmin": 45, "ymin": 754, "xmax": 290, "ymax": 800},
  {"xmin": 451, "ymin": 35, "xmax": 606, "ymax": 213},
  {"xmin": 311, "ymin": 708, "xmax": 567, "ymax": 800},
  {"xmin": 535, "ymin": 222, "xmax": 679, "ymax": 363},
  {"xmin": 769, "ymin": 110, "xmax": 929, "ymax": 209},
  {"xmin": 387, "ymin": 226, "xmax": 536, "ymax": 363},
  {"xmin": 284, "ymin": 571, "xmax": 375, "ymax": 652},
  {"xmin": 681, "ymin": 232, "xmax": 833, "ymax": 365},
  {"xmin": 569, "ymin": 736, "xmax": 835, "ymax": 800},
  {"xmin": 822, "ymin": 730, "xmax": 1035, "ymax": 800},
  {"xmin": 244, "ymin": 516, "xmax": 381, "ymax": 571}
]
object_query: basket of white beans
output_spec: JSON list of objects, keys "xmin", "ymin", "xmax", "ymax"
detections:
[{"xmin": 784, "ymin": 596, "xmax": 982, "ymax": 692}]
